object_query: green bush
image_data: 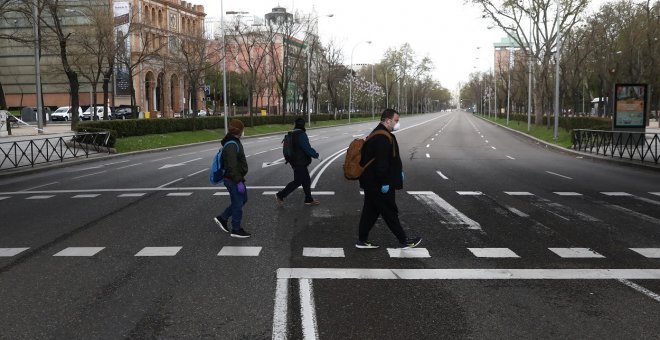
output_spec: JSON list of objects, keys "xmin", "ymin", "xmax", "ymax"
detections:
[{"xmin": 500, "ymin": 113, "xmax": 612, "ymax": 131}]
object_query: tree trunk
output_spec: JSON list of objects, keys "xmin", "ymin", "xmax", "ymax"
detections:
[
  {"xmin": 68, "ymin": 72, "xmax": 80, "ymax": 130},
  {"xmin": 0, "ymin": 80, "xmax": 6, "ymax": 110}
]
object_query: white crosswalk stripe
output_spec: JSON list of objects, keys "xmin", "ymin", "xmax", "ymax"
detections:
[
  {"xmin": 387, "ymin": 248, "xmax": 431, "ymax": 258},
  {"xmin": 218, "ymin": 246, "xmax": 262, "ymax": 256},
  {"xmin": 72, "ymin": 194, "xmax": 100, "ymax": 198},
  {"xmin": 53, "ymin": 247, "xmax": 105, "ymax": 256},
  {"xmin": 0, "ymin": 248, "xmax": 29, "ymax": 257},
  {"xmin": 303, "ymin": 248, "xmax": 345, "ymax": 258},
  {"xmin": 468, "ymin": 248, "xmax": 520, "ymax": 258},
  {"xmin": 166, "ymin": 192, "xmax": 193, "ymax": 197},
  {"xmin": 629, "ymin": 248, "xmax": 660, "ymax": 258},
  {"xmin": 549, "ymin": 248, "xmax": 605, "ymax": 258},
  {"xmin": 26, "ymin": 195, "xmax": 54, "ymax": 200},
  {"xmin": 135, "ymin": 247, "xmax": 182, "ymax": 256},
  {"xmin": 118, "ymin": 193, "xmax": 146, "ymax": 197},
  {"xmin": 0, "ymin": 196, "xmax": 10, "ymax": 200}
]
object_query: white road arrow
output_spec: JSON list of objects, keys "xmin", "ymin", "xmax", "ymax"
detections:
[
  {"xmin": 159, "ymin": 157, "xmax": 202, "ymax": 170},
  {"xmin": 262, "ymin": 157, "xmax": 286, "ymax": 168}
]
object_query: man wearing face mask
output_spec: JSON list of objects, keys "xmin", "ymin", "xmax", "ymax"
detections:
[{"xmin": 356, "ymin": 109, "xmax": 422, "ymax": 249}]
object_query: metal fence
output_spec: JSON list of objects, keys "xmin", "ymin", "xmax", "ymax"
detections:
[
  {"xmin": 572, "ymin": 129, "xmax": 660, "ymax": 164},
  {"xmin": 0, "ymin": 132, "xmax": 111, "ymax": 170}
]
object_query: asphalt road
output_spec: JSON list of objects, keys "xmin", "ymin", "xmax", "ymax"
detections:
[{"xmin": 1, "ymin": 110, "xmax": 659, "ymax": 339}]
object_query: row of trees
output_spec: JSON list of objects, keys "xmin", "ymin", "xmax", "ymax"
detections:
[{"xmin": 461, "ymin": 0, "xmax": 658, "ymax": 124}]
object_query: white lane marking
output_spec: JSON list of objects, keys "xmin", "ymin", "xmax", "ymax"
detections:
[
  {"xmin": 187, "ymin": 168, "xmax": 208, "ymax": 177},
  {"xmin": 359, "ymin": 191, "xmax": 364, "ymax": 195},
  {"xmin": 506, "ymin": 155, "xmax": 515, "ymax": 160},
  {"xmin": 262, "ymin": 191, "xmax": 334, "ymax": 196},
  {"xmin": 468, "ymin": 248, "xmax": 520, "ymax": 258},
  {"xmin": 77, "ymin": 165, "xmax": 104, "ymax": 171},
  {"xmin": 549, "ymin": 248, "xmax": 605, "ymax": 258},
  {"xmin": 426, "ymin": 144, "xmax": 430, "ymax": 148},
  {"xmin": 387, "ymin": 248, "xmax": 431, "ymax": 258},
  {"xmin": 277, "ymin": 268, "xmax": 660, "ymax": 280},
  {"xmin": 618, "ymin": 279, "xmax": 660, "ymax": 303},
  {"xmin": 71, "ymin": 171, "xmax": 106, "ymax": 180},
  {"xmin": 491, "ymin": 146, "xmax": 497, "ymax": 150},
  {"xmin": 262, "ymin": 157, "xmax": 286, "ymax": 168},
  {"xmin": 352, "ymin": 134, "xmax": 364, "ymax": 138},
  {"xmin": 213, "ymin": 192, "xmax": 229, "ymax": 196},
  {"xmin": 166, "ymin": 192, "xmax": 193, "ymax": 197},
  {"xmin": 26, "ymin": 195, "xmax": 54, "ymax": 200},
  {"xmin": 303, "ymin": 248, "xmax": 345, "ymax": 258},
  {"xmin": 158, "ymin": 178, "xmax": 183, "ymax": 188},
  {"xmin": 426, "ymin": 153, "xmax": 430, "ymax": 158},
  {"xmin": 630, "ymin": 248, "xmax": 660, "ymax": 258},
  {"xmin": 177, "ymin": 151, "xmax": 198, "ymax": 157},
  {"xmin": 431, "ymin": 138, "xmax": 435, "ymax": 141},
  {"xmin": 408, "ymin": 191, "xmax": 481, "ymax": 230},
  {"xmin": 134, "ymin": 246, "xmax": 182, "ymax": 256},
  {"xmin": 269, "ymin": 148, "xmax": 280, "ymax": 151},
  {"xmin": 576, "ymin": 156, "xmax": 584, "ymax": 159},
  {"xmin": 507, "ymin": 206, "xmax": 529, "ymax": 218},
  {"xmin": 53, "ymin": 247, "xmax": 105, "ymax": 257},
  {"xmin": 150, "ymin": 156, "xmax": 173, "ymax": 162},
  {"xmin": 0, "ymin": 186, "xmax": 286, "ymax": 195},
  {"xmin": 272, "ymin": 278, "xmax": 289, "ymax": 340},
  {"xmin": 218, "ymin": 246, "xmax": 262, "ymax": 256},
  {"xmin": 116, "ymin": 163, "xmax": 142, "ymax": 170},
  {"xmin": 436, "ymin": 171, "xmax": 449, "ymax": 180},
  {"xmin": 254, "ymin": 150, "xmax": 268, "ymax": 155},
  {"xmin": 554, "ymin": 192, "xmax": 582, "ymax": 196},
  {"xmin": 0, "ymin": 197, "xmax": 9, "ymax": 201},
  {"xmin": 650, "ymin": 192, "xmax": 660, "ymax": 197},
  {"xmin": 72, "ymin": 194, "xmax": 100, "ymax": 198},
  {"xmin": 602, "ymin": 192, "xmax": 632, "ymax": 196},
  {"xmin": 118, "ymin": 193, "xmax": 146, "ymax": 197},
  {"xmin": 299, "ymin": 278, "xmax": 319, "ymax": 340},
  {"xmin": 505, "ymin": 192, "xmax": 534, "ymax": 196},
  {"xmin": 485, "ymin": 140, "xmax": 489, "ymax": 143},
  {"xmin": 309, "ymin": 148, "xmax": 347, "ymax": 178},
  {"xmin": 258, "ymin": 136, "xmax": 278, "ymax": 140},
  {"xmin": 311, "ymin": 150, "xmax": 346, "ymax": 188},
  {"xmin": 457, "ymin": 191, "xmax": 483, "ymax": 196},
  {"xmin": 545, "ymin": 171, "xmax": 573, "ymax": 180},
  {"xmin": 0, "ymin": 248, "xmax": 29, "ymax": 257},
  {"xmin": 633, "ymin": 196, "xmax": 660, "ymax": 206},
  {"xmin": 103, "ymin": 160, "xmax": 130, "ymax": 166},
  {"xmin": 21, "ymin": 182, "xmax": 59, "ymax": 191},
  {"xmin": 603, "ymin": 203, "xmax": 660, "ymax": 225},
  {"xmin": 159, "ymin": 157, "xmax": 203, "ymax": 170}
]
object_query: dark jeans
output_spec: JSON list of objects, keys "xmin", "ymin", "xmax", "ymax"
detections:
[
  {"xmin": 277, "ymin": 165, "xmax": 313, "ymax": 202},
  {"xmin": 221, "ymin": 179, "xmax": 248, "ymax": 231},
  {"xmin": 358, "ymin": 189, "xmax": 407, "ymax": 243}
]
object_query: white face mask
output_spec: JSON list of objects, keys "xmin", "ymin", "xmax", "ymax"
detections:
[{"xmin": 392, "ymin": 121, "xmax": 401, "ymax": 131}]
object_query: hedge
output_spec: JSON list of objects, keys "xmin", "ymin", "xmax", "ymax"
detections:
[
  {"xmin": 497, "ymin": 113, "xmax": 612, "ymax": 131},
  {"xmin": 75, "ymin": 113, "xmax": 378, "ymax": 138}
]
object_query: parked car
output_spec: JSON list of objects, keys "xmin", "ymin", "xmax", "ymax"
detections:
[
  {"xmin": 81, "ymin": 106, "xmax": 112, "ymax": 120},
  {"xmin": 51, "ymin": 106, "xmax": 82, "ymax": 121},
  {"xmin": 197, "ymin": 109, "xmax": 208, "ymax": 117},
  {"xmin": 111, "ymin": 107, "xmax": 136, "ymax": 120}
]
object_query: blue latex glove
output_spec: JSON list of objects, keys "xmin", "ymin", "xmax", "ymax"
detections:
[
  {"xmin": 380, "ymin": 185, "xmax": 390, "ymax": 194},
  {"xmin": 237, "ymin": 181, "xmax": 246, "ymax": 194},
  {"xmin": 401, "ymin": 171, "xmax": 405, "ymax": 181}
]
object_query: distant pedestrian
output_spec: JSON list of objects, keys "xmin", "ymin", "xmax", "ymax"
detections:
[
  {"xmin": 356, "ymin": 109, "xmax": 421, "ymax": 249},
  {"xmin": 214, "ymin": 119, "xmax": 251, "ymax": 238},
  {"xmin": 276, "ymin": 118, "xmax": 321, "ymax": 207}
]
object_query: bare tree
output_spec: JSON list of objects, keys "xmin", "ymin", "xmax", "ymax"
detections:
[{"xmin": 471, "ymin": 0, "xmax": 589, "ymax": 125}]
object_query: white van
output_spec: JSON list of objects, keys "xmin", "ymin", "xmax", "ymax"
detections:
[
  {"xmin": 51, "ymin": 106, "xmax": 83, "ymax": 121},
  {"xmin": 81, "ymin": 106, "xmax": 112, "ymax": 120}
]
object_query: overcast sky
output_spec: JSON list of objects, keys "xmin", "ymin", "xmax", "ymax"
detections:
[{"xmin": 197, "ymin": 0, "xmax": 610, "ymax": 92}]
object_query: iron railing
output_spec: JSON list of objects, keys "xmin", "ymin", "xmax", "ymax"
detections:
[
  {"xmin": 0, "ymin": 132, "xmax": 110, "ymax": 170},
  {"xmin": 572, "ymin": 129, "xmax": 660, "ymax": 164}
]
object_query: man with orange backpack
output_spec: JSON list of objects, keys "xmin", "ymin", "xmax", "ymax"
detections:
[{"xmin": 354, "ymin": 109, "xmax": 421, "ymax": 249}]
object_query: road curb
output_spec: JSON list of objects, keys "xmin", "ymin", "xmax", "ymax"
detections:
[{"xmin": 474, "ymin": 114, "xmax": 660, "ymax": 172}]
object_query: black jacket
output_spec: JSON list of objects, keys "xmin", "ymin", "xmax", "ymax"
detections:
[
  {"xmin": 290, "ymin": 129, "xmax": 319, "ymax": 167},
  {"xmin": 221, "ymin": 134, "xmax": 248, "ymax": 182},
  {"xmin": 358, "ymin": 124, "xmax": 402, "ymax": 191}
]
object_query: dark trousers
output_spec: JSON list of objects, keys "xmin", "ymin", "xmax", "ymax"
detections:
[
  {"xmin": 277, "ymin": 165, "xmax": 313, "ymax": 202},
  {"xmin": 221, "ymin": 179, "xmax": 248, "ymax": 230},
  {"xmin": 358, "ymin": 189, "xmax": 407, "ymax": 243}
]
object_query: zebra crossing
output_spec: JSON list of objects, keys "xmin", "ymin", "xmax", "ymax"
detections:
[{"xmin": 1, "ymin": 246, "xmax": 659, "ymax": 259}]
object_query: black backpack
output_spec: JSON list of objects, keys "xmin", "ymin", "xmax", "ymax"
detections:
[{"xmin": 282, "ymin": 130, "xmax": 298, "ymax": 164}]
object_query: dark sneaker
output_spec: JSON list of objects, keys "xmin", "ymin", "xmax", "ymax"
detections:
[
  {"xmin": 355, "ymin": 240, "xmax": 380, "ymax": 249},
  {"xmin": 275, "ymin": 194, "xmax": 284, "ymax": 207},
  {"xmin": 304, "ymin": 199, "xmax": 320, "ymax": 206},
  {"xmin": 230, "ymin": 228, "xmax": 251, "ymax": 239},
  {"xmin": 398, "ymin": 237, "xmax": 422, "ymax": 249},
  {"xmin": 213, "ymin": 216, "xmax": 230, "ymax": 233}
]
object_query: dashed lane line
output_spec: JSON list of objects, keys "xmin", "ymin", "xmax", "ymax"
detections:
[
  {"xmin": 21, "ymin": 182, "xmax": 59, "ymax": 191},
  {"xmin": 72, "ymin": 194, "xmax": 100, "ymax": 198},
  {"xmin": 53, "ymin": 247, "xmax": 104, "ymax": 257},
  {"xmin": 545, "ymin": 171, "xmax": 573, "ymax": 180},
  {"xmin": 548, "ymin": 248, "xmax": 605, "ymax": 258},
  {"xmin": 71, "ymin": 171, "xmax": 106, "ymax": 180},
  {"xmin": 436, "ymin": 171, "xmax": 449, "ymax": 180}
]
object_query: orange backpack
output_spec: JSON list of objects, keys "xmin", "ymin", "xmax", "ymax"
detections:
[{"xmin": 343, "ymin": 130, "xmax": 395, "ymax": 180}]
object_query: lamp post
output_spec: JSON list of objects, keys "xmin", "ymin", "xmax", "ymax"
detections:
[
  {"xmin": 553, "ymin": 0, "xmax": 561, "ymax": 140},
  {"xmin": 33, "ymin": 0, "xmax": 43, "ymax": 133},
  {"xmin": 348, "ymin": 40, "xmax": 371, "ymax": 123},
  {"xmin": 507, "ymin": 46, "xmax": 513, "ymax": 125}
]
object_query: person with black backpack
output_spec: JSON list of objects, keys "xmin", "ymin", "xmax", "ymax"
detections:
[
  {"xmin": 276, "ymin": 118, "xmax": 320, "ymax": 207},
  {"xmin": 355, "ymin": 109, "xmax": 421, "ymax": 249},
  {"xmin": 213, "ymin": 119, "xmax": 251, "ymax": 238}
]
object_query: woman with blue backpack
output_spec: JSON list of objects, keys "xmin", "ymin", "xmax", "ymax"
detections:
[{"xmin": 213, "ymin": 119, "xmax": 251, "ymax": 238}]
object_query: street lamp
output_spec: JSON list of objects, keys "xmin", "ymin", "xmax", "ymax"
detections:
[
  {"xmin": 220, "ymin": 6, "xmax": 249, "ymax": 134},
  {"xmin": 553, "ymin": 0, "xmax": 561, "ymax": 140},
  {"xmin": 348, "ymin": 40, "xmax": 371, "ymax": 123},
  {"xmin": 33, "ymin": 0, "xmax": 43, "ymax": 133}
]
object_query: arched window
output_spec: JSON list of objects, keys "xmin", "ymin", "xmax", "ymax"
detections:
[
  {"xmin": 151, "ymin": 8, "xmax": 155, "ymax": 26},
  {"xmin": 158, "ymin": 10, "xmax": 163, "ymax": 28}
]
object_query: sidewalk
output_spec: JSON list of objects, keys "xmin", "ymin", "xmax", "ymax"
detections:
[{"xmin": 1, "ymin": 122, "xmax": 74, "ymax": 143}]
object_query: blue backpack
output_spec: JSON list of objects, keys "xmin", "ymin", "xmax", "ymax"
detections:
[{"xmin": 210, "ymin": 140, "xmax": 239, "ymax": 185}]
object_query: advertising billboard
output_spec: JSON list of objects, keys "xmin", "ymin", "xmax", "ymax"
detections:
[
  {"xmin": 113, "ymin": 2, "xmax": 131, "ymax": 96},
  {"xmin": 613, "ymin": 84, "xmax": 647, "ymax": 129}
]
